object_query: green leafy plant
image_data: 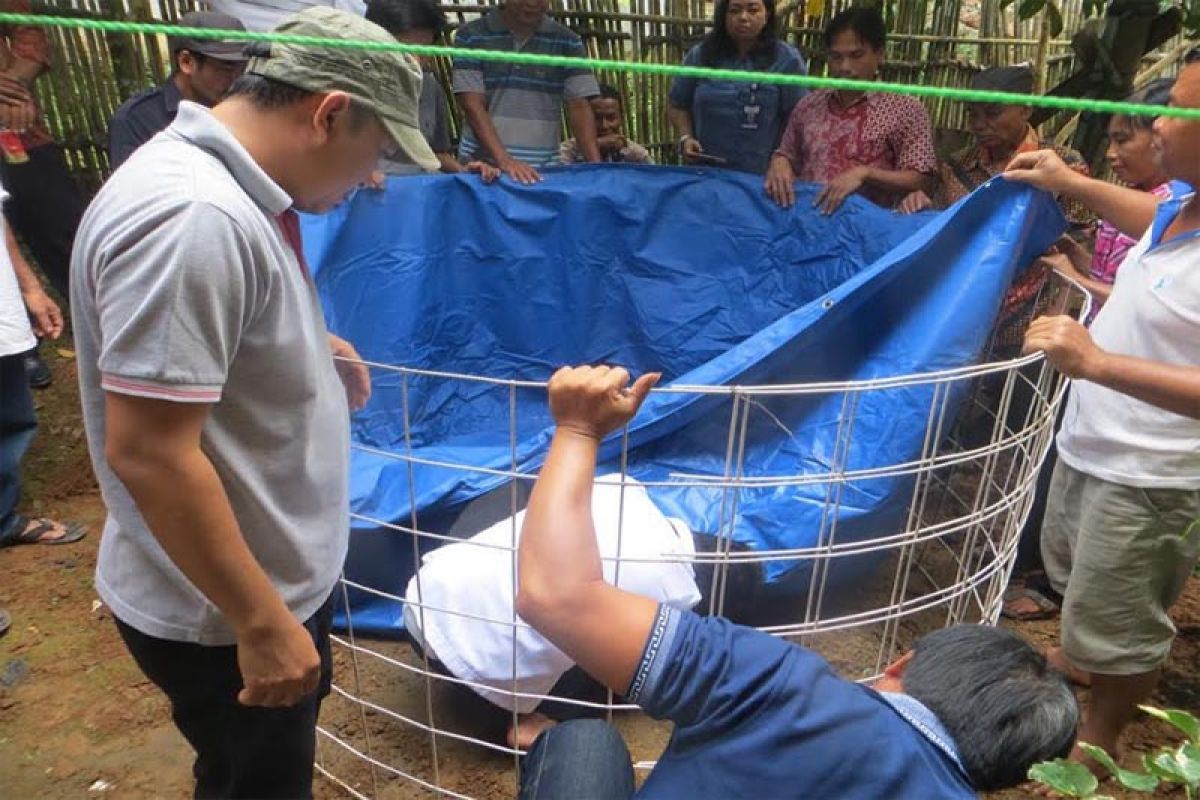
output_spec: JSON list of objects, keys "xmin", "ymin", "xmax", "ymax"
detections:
[
  {"xmin": 998, "ymin": 0, "xmax": 1200, "ymax": 42},
  {"xmin": 1028, "ymin": 706, "xmax": 1200, "ymax": 799}
]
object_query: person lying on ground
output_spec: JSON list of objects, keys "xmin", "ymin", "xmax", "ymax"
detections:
[
  {"xmin": 402, "ymin": 473, "xmax": 699, "ymax": 749},
  {"xmin": 1006, "ymin": 53, "xmax": 1200, "ymax": 773},
  {"xmin": 559, "ymin": 85, "xmax": 653, "ymax": 165},
  {"xmin": 764, "ymin": 7, "xmax": 935, "ymax": 213},
  {"xmin": 512, "ymin": 364, "xmax": 1078, "ymax": 799}
]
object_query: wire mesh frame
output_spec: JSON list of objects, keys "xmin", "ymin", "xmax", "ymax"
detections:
[{"xmin": 317, "ymin": 272, "xmax": 1090, "ymax": 799}]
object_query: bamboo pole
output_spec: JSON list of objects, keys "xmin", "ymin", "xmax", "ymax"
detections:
[
  {"xmin": 1133, "ymin": 37, "xmax": 1200, "ymax": 87},
  {"xmin": 1033, "ymin": 8, "xmax": 1052, "ymax": 94},
  {"xmin": 25, "ymin": 0, "xmax": 1102, "ymax": 187}
]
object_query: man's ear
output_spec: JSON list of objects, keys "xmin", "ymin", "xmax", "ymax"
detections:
[
  {"xmin": 883, "ymin": 650, "xmax": 914, "ymax": 679},
  {"xmin": 177, "ymin": 50, "xmax": 197, "ymax": 77},
  {"xmin": 311, "ymin": 91, "xmax": 353, "ymax": 145}
]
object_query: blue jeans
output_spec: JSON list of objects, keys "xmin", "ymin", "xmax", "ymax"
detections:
[
  {"xmin": 0, "ymin": 352, "xmax": 37, "ymax": 537},
  {"xmin": 519, "ymin": 720, "xmax": 635, "ymax": 800}
]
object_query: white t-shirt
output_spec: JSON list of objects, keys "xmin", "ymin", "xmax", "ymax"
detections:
[
  {"xmin": 1057, "ymin": 193, "xmax": 1200, "ymax": 489},
  {"xmin": 0, "ymin": 184, "xmax": 36, "ymax": 358},
  {"xmin": 404, "ymin": 475, "xmax": 702, "ymax": 714},
  {"xmin": 203, "ymin": 0, "xmax": 365, "ymax": 32}
]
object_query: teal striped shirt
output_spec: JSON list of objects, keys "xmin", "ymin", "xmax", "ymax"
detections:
[{"xmin": 452, "ymin": 10, "xmax": 599, "ymax": 166}]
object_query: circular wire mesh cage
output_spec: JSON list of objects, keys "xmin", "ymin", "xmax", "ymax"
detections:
[{"xmin": 315, "ymin": 272, "xmax": 1089, "ymax": 799}]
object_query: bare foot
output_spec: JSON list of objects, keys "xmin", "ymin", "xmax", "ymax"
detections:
[
  {"xmin": 505, "ymin": 712, "xmax": 556, "ymax": 750},
  {"xmin": 1046, "ymin": 646, "xmax": 1091, "ymax": 687}
]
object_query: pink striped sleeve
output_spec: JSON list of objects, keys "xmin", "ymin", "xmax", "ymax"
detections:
[{"xmin": 101, "ymin": 374, "xmax": 222, "ymax": 403}]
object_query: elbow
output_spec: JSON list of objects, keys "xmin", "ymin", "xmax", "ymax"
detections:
[
  {"xmin": 515, "ymin": 582, "xmax": 556, "ymax": 630},
  {"xmin": 104, "ymin": 433, "xmax": 148, "ymax": 488},
  {"xmin": 104, "ymin": 431, "xmax": 177, "ymax": 491},
  {"xmin": 516, "ymin": 574, "xmax": 589, "ymax": 631},
  {"xmin": 457, "ymin": 93, "xmax": 483, "ymax": 113}
]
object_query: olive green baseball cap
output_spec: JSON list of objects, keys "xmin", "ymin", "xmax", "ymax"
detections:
[{"xmin": 246, "ymin": 6, "xmax": 438, "ymax": 171}]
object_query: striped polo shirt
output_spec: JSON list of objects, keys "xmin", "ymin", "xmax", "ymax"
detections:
[{"xmin": 452, "ymin": 9, "xmax": 599, "ymax": 166}]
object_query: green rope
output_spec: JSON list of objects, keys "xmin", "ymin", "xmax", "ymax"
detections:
[{"xmin": 4, "ymin": 12, "xmax": 1199, "ymax": 119}]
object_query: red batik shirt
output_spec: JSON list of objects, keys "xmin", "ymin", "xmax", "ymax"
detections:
[
  {"xmin": 0, "ymin": 0, "xmax": 52, "ymax": 149},
  {"xmin": 773, "ymin": 89, "xmax": 937, "ymax": 208}
]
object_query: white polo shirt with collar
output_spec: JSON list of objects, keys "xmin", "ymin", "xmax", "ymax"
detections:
[
  {"xmin": 71, "ymin": 101, "xmax": 351, "ymax": 645},
  {"xmin": 1057, "ymin": 190, "xmax": 1200, "ymax": 489}
]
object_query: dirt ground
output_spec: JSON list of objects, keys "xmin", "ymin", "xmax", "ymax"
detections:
[{"xmin": 2, "ymin": 350, "xmax": 1197, "ymax": 799}]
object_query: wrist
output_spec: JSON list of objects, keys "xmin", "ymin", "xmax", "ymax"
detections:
[
  {"xmin": 1059, "ymin": 168, "xmax": 1089, "ymax": 200},
  {"xmin": 232, "ymin": 599, "xmax": 295, "ymax": 641},
  {"xmin": 17, "ymin": 278, "xmax": 43, "ymax": 297},
  {"xmin": 1078, "ymin": 347, "xmax": 1112, "ymax": 384},
  {"xmin": 554, "ymin": 424, "xmax": 605, "ymax": 446}
]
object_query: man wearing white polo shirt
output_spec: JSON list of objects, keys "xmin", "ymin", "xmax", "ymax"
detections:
[
  {"xmin": 71, "ymin": 8, "xmax": 437, "ymax": 797},
  {"xmin": 1005, "ymin": 54, "xmax": 1200, "ymax": 768},
  {"xmin": 205, "ymin": 0, "xmax": 365, "ymax": 33}
]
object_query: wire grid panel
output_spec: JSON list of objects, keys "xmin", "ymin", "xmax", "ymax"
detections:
[{"xmin": 315, "ymin": 274, "xmax": 1088, "ymax": 799}]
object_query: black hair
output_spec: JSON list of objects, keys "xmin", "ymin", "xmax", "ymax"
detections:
[
  {"xmin": 225, "ymin": 73, "xmax": 375, "ymax": 131},
  {"xmin": 1186, "ymin": 45, "xmax": 1199, "ymax": 64},
  {"xmin": 1113, "ymin": 78, "xmax": 1174, "ymax": 131},
  {"xmin": 901, "ymin": 625, "xmax": 1079, "ymax": 791},
  {"xmin": 226, "ymin": 72, "xmax": 315, "ymax": 108},
  {"xmin": 365, "ymin": 0, "xmax": 448, "ymax": 38},
  {"xmin": 824, "ymin": 6, "xmax": 886, "ymax": 51},
  {"xmin": 698, "ymin": 0, "xmax": 780, "ymax": 69},
  {"xmin": 595, "ymin": 83, "xmax": 624, "ymax": 109}
]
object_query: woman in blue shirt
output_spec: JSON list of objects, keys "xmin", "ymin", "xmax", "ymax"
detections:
[{"xmin": 667, "ymin": 0, "xmax": 807, "ymax": 175}]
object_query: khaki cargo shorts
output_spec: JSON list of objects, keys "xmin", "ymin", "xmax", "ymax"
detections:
[{"xmin": 1041, "ymin": 461, "xmax": 1200, "ymax": 675}]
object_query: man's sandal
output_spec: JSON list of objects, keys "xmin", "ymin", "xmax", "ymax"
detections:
[{"xmin": 0, "ymin": 515, "xmax": 87, "ymax": 548}]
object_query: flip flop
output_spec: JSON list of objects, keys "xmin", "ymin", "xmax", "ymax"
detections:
[
  {"xmin": 1001, "ymin": 586, "xmax": 1061, "ymax": 620},
  {"xmin": 0, "ymin": 514, "xmax": 87, "ymax": 548}
]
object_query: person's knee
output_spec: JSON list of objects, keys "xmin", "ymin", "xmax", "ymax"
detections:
[
  {"xmin": 530, "ymin": 719, "xmax": 632, "ymax": 774},
  {"xmin": 520, "ymin": 720, "xmax": 634, "ymax": 800},
  {"xmin": 545, "ymin": 719, "xmax": 626, "ymax": 751}
]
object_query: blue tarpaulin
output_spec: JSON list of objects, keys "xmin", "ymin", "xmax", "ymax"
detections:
[{"xmin": 302, "ymin": 165, "xmax": 1066, "ymax": 636}]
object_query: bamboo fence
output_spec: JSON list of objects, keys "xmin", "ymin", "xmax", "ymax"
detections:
[{"xmin": 19, "ymin": 0, "xmax": 1191, "ymax": 190}]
